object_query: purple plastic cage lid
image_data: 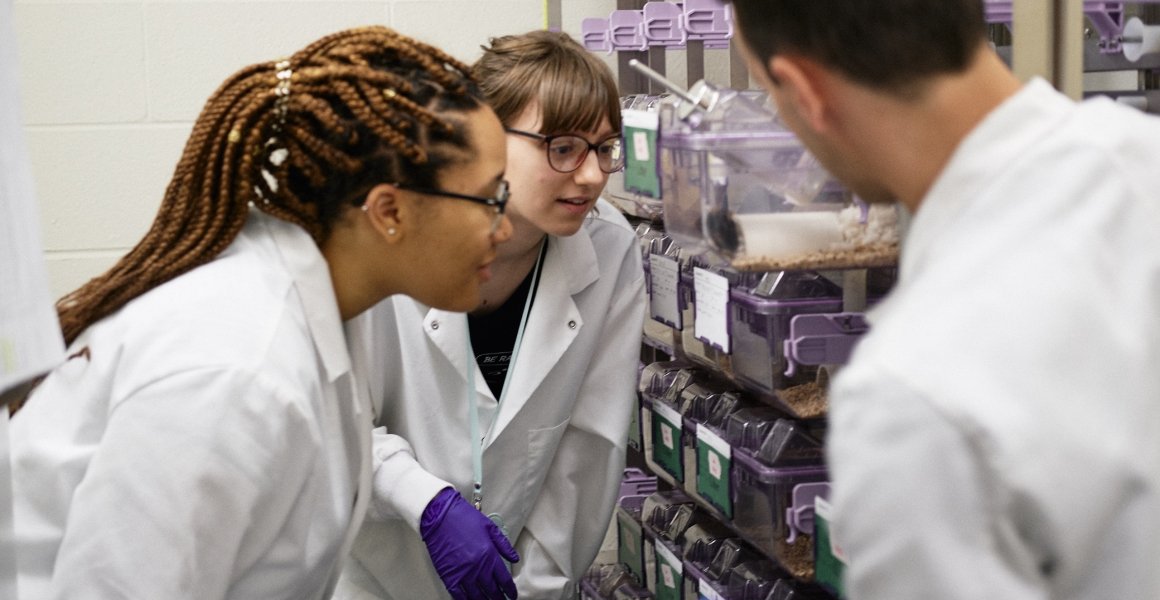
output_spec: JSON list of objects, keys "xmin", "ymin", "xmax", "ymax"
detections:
[
  {"xmin": 609, "ymin": 10, "xmax": 649, "ymax": 52},
  {"xmin": 730, "ymin": 293, "xmax": 843, "ymax": 314},
  {"xmin": 733, "ymin": 446, "xmax": 828, "ymax": 481},
  {"xmin": 580, "ymin": 18, "xmax": 612, "ymax": 54},
  {"xmin": 683, "ymin": 0, "xmax": 733, "ymax": 48},
  {"xmin": 643, "ymin": 1, "xmax": 687, "ymax": 47}
]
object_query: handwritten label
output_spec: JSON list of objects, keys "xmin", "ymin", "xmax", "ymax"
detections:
[
  {"xmin": 693, "ymin": 268, "xmax": 731, "ymax": 353},
  {"xmin": 649, "ymin": 254, "xmax": 682, "ymax": 330}
]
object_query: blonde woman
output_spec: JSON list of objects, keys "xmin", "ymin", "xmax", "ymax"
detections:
[{"xmin": 339, "ymin": 30, "xmax": 645, "ymax": 600}]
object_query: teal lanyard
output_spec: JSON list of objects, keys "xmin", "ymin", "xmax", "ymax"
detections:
[{"xmin": 467, "ymin": 239, "xmax": 546, "ymax": 510}]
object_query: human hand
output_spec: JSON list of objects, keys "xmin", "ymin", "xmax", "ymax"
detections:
[{"xmin": 420, "ymin": 487, "xmax": 520, "ymax": 600}]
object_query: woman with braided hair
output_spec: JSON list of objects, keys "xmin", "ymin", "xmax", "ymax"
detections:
[{"xmin": 10, "ymin": 26, "xmax": 512, "ymax": 599}]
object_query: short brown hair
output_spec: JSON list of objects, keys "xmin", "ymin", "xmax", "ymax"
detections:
[
  {"xmin": 730, "ymin": 0, "xmax": 987, "ymax": 96},
  {"xmin": 473, "ymin": 30, "xmax": 621, "ymax": 134}
]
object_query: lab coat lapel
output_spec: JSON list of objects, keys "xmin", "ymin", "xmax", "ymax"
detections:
[
  {"xmin": 262, "ymin": 212, "xmax": 351, "ymax": 382},
  {"xmin": 421, "ymin": 308, "xmax": 475, "ymax": 385},
  {"xmin": 488, "ymin": 231, "xmax": 600, "ymax": 439},
  {"xmin": 264, "ymin": 211, "xmax": 373, "ymax": 588},
  {"xmin": 336, "ymin": 315, "xmax": 374, "ymax": 568}
]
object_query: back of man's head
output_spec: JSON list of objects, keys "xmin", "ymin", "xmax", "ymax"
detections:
[{"xmin": 730, "ymin": 0, "xmax": 989, "ymax": 96}]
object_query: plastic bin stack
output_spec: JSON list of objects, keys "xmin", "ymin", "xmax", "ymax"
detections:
[{"xmin": 620, "ymin": 76, "xmax": 902, "ymax": 600}]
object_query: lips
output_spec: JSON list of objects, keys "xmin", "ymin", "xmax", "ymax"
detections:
[{"xmin": 556, "ymin": 197, "xmax": 594, "ymax": 215}]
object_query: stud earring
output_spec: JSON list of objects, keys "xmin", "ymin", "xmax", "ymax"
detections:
[{"xmin": 387, "ymin": 228, "xmax": 397, "ymax": 236}]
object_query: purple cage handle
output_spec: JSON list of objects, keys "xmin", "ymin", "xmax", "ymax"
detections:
[
  {"xmin": 643, "ymin": 1, "xmax": 687, "ymax": 48},
  {"xmin": 581, "ymin": 17, "xmax": 613, "ymax": 55},
  {"xmin": 610, "ymin": 10, "xmax": 649, "ymax": 52},
  {"xmin": 683, "ymin": 0, "xmax": 732, "ymax": 49},
  {"xmin": 783, "ymin": 312, "xmax": 870, "ymax": 377},
  {"xmin": 786, "ymin": 482, "xmax": 831, "ymax": 544}
]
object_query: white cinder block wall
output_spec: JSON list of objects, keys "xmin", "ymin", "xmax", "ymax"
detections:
[{"xmin": 13, "ymin": 0, "xmax": 621, "ymax": 299}]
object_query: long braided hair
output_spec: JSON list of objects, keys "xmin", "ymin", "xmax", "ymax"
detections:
[{"xmin": 56, "ymin": 26, "xmax": 484, "ymax": 347}]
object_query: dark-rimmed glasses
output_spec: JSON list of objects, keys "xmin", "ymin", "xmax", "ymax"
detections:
[
  {"xmin": 505, "ymin": 128, "xmax": 625, "ymax": 174},
  {"xmin": 395, "ymin": 180, "xmax": 509, "ymax": 234}
]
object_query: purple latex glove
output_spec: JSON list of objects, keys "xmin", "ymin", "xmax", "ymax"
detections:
[{"xmin": 420, "ymin": 487, "xmax": 521, "ymax": 600}]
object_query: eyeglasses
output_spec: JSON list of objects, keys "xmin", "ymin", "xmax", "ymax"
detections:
[
  {"xmin": 505, "ymin": 128, "xmax": 625, "ymax": 174},
  {"xmin": 395, "ymin": 180, "xmax": 509, "ymax": 234}
]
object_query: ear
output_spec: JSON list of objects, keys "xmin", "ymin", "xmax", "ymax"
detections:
[
  {"xmin": 767, "ymin": 55, "xmax": 832, "ymax": 134},
  {"xmin": 362, "ymin": 183, "xmax": 405, "ymax": 242}
]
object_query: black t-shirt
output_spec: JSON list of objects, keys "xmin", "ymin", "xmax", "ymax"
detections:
[{"xmin": 468, "ymin": 245, "xmax": 545, "ymax": 399}]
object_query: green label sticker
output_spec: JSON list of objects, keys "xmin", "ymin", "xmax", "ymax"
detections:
[
  {"xmin": 622, "ymin": 110, "xmax": 661, "ymax": 199},
  {"xmin": 696, "ymin": 425, "xmax": 732, "ymax": 518},
  {"xmin": 654, "ymin": 541, "xmax": 683, "ymax": 600},
  {"xmin": 617, "ymin": 511, "xmax": 645, "ymax": 583},
  {"xmin": 814, "ymin": 497, "xmax": 847, "ymax": 597},
  {"xmin": 651, "ymin": 403, "xmax": 684, "ymax": 481}
]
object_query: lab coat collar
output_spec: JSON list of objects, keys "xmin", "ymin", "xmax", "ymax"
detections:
[
  {"xmin": 422, "ymin": 225, "xmax": 601, "ymax": 439},
  {"xmin": 258, "ymin": 211, "xmax": 352, "ymax": 382},
  {"xmin": 900, "ymin": 78, "xmax": 1072, "ymax": 284}
]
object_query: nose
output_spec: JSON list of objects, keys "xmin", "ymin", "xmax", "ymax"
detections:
[
  {"xmin": 573, "ymin": 148, "xmax": 608, "ymax": 187},
  {"xmin": 491, "ymin": 213, "xmax": 514, "ymax": 244}
]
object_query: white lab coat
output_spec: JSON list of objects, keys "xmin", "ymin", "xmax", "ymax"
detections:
[
  {"xmin": 10, "ymin": 211, "xmax": 374, "ymax": 600},
  {"xmin": 334, "ymin": 199, "xmax": 646, "ymax": 600},
  {"xmin": 828, "ymin": 79, "xmax": 1160, "ymax": 599}
]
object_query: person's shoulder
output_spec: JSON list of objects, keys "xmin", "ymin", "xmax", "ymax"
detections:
[
  {"xmin": 1060, "ymin": 97, "xmax": 1160, "ymax": 159},
  {"xmin": 586, "ymin": 198, "xmax": 638, "ymax": 236},
  {"xmin": 94, "ymin": 243, "xmax": 302, "ymax": 376},
  {"xmin": 583, "ymin": 198, "xmax": 642, "ymax": 258}
]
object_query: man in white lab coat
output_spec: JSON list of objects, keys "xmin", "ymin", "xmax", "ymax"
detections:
[{"xmin": 729, "ymin": 0, "xmax": 1160, "ymax": 598}]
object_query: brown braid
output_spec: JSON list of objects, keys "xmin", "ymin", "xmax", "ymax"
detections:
[{"xmin": 55, "ymin": 26, "xmax": 483, "ymax": 347}]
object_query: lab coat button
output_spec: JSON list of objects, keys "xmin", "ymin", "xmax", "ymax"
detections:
[
  {"xmin": 568, "ymin": 320, "xmax": 577, "ymax": 329},
  {"xmin": 430, "ymin": 320, "xmax": 440, "ymax": 330}
]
